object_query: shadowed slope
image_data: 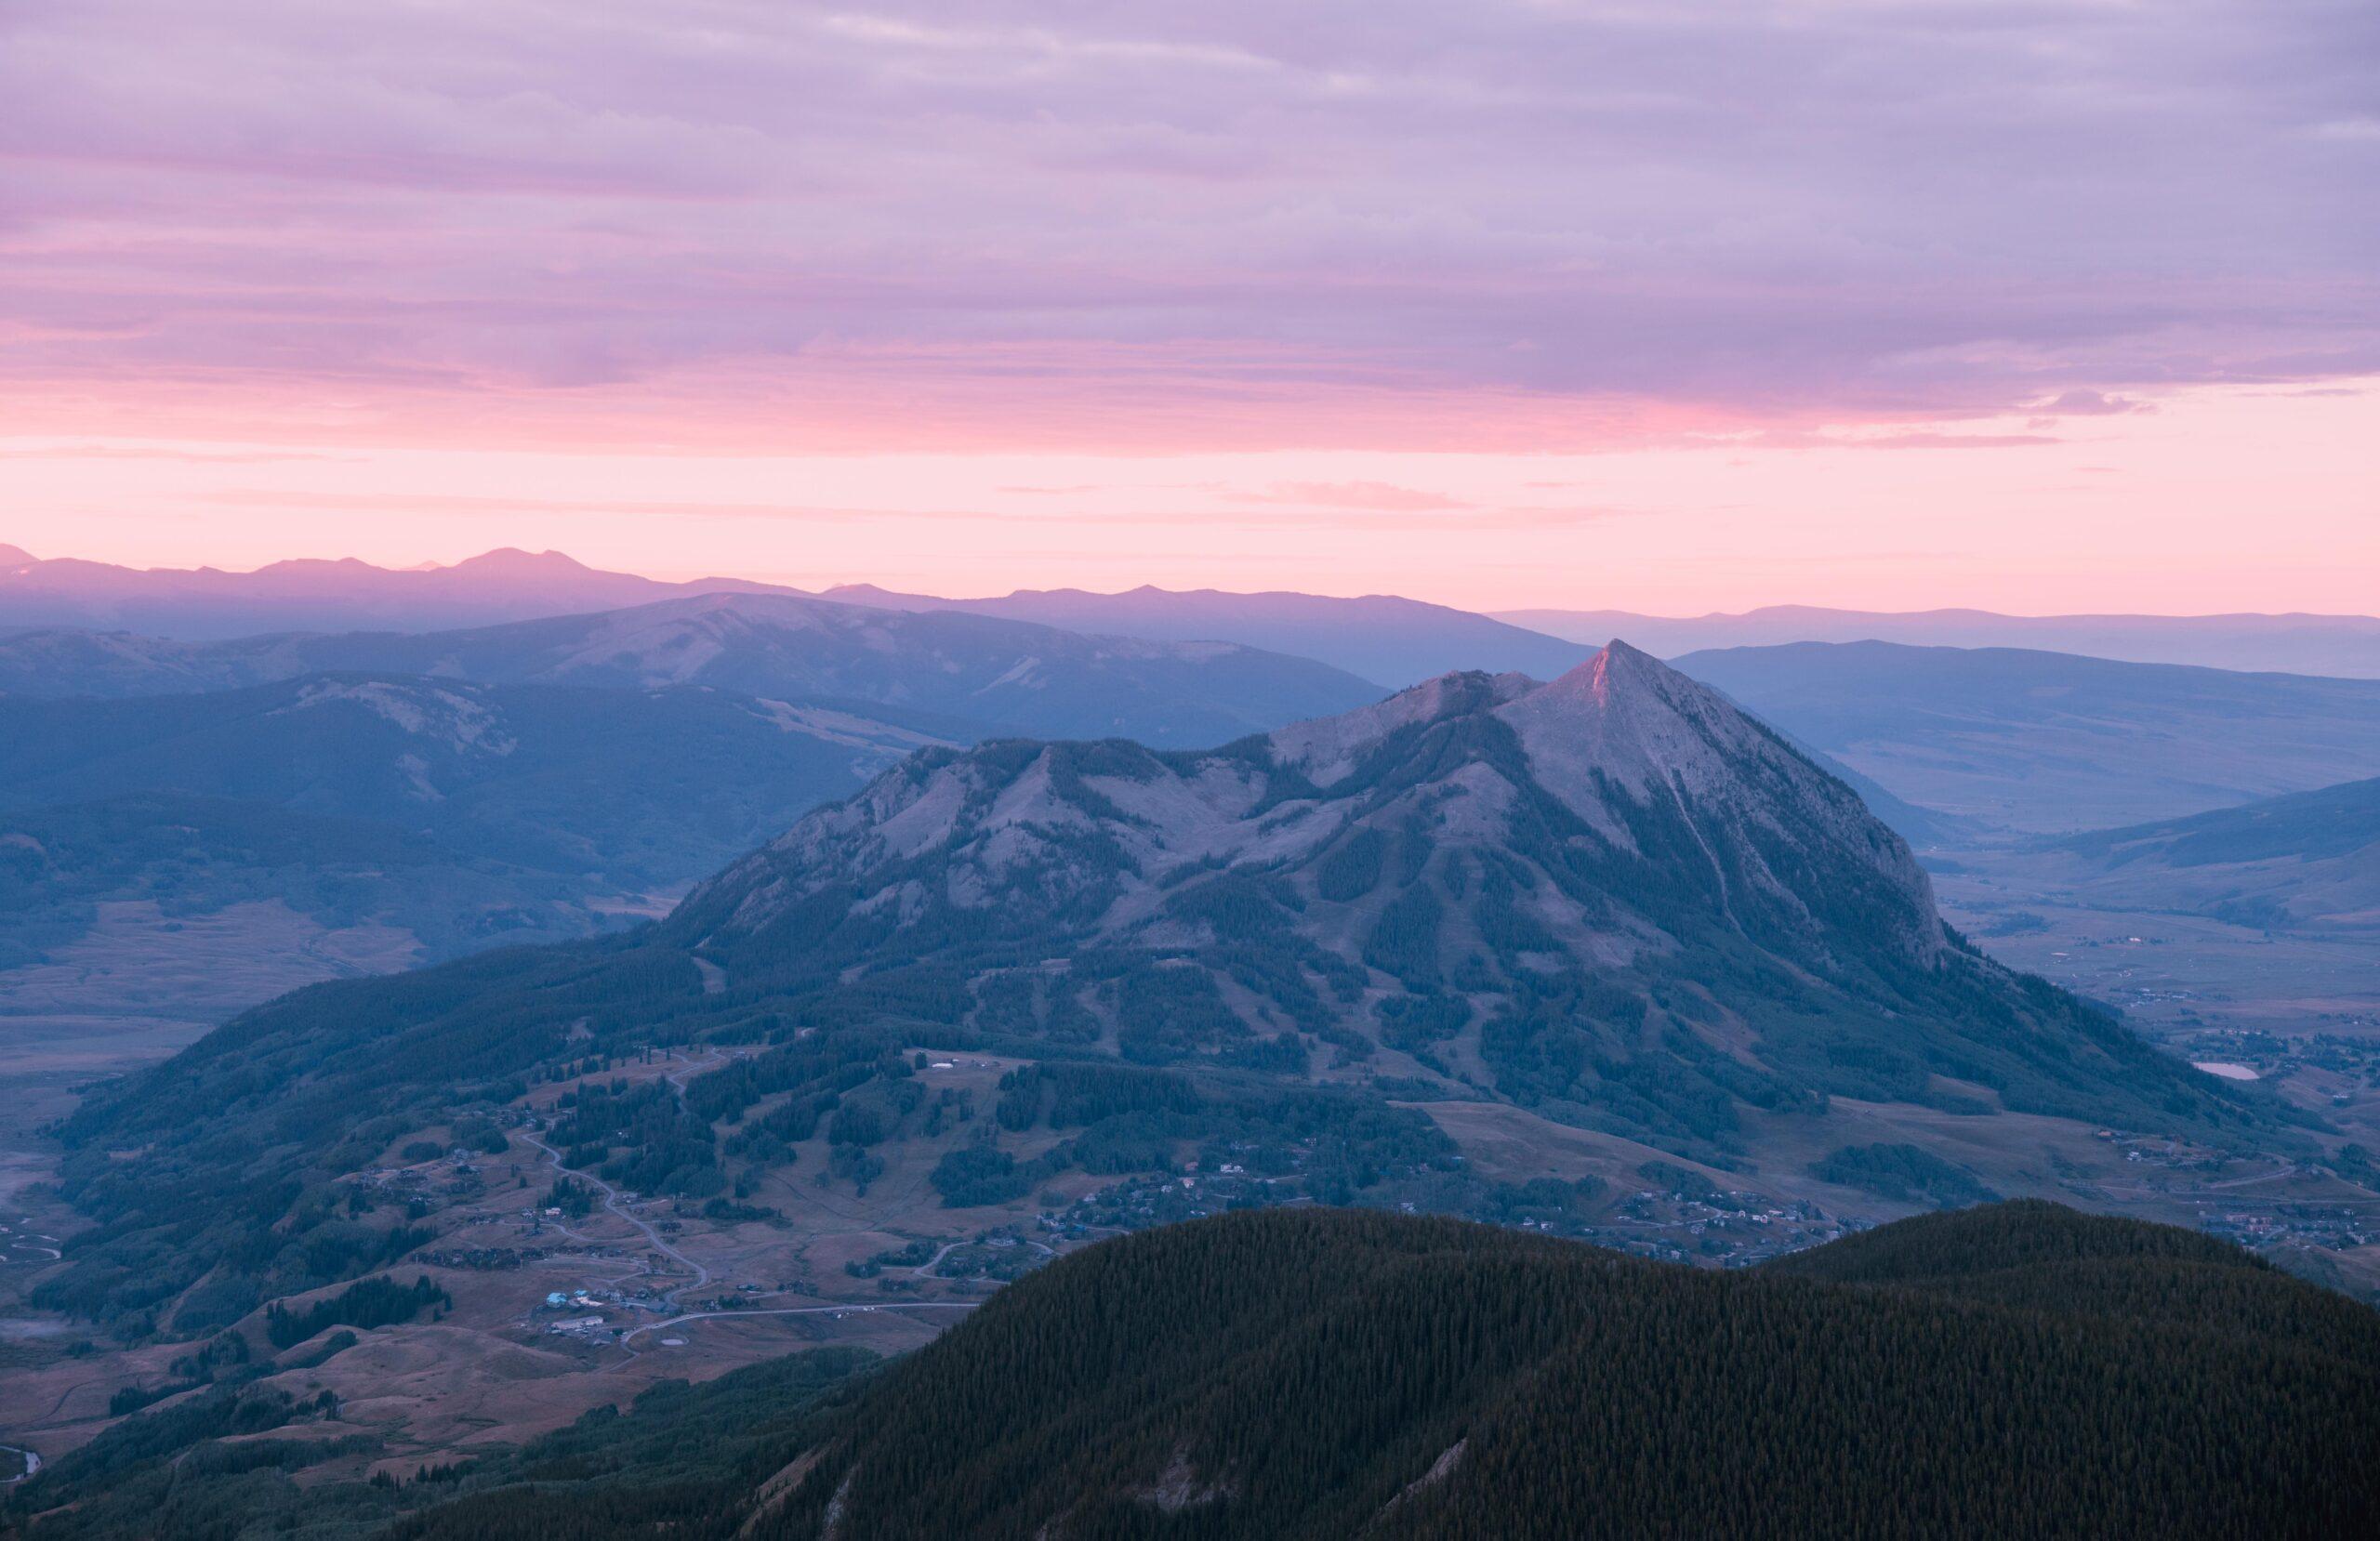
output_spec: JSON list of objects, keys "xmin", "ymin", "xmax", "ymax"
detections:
[{"xmin": 734, "ymin": 1205, "xmax": 2380, "ymax": 1540}]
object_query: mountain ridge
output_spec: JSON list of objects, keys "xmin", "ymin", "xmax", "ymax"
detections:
[
  {"xmin": 1508, "ymin": 602, "xmax": 2380, "ymax": 678},
  {"xmin": 2026, "ymin": 773, "xmax": 2380, "ymax": 933},
  {"xmin": 0, "ymin": 591, "xmax": 1384, "ymax": 747},
  {"xmin": 0, "ymin": 674, "xmax": 952, "ymax": 1018},
  {"xmin": 820, "ymin": 581, "xmax": 1594, "ymax": 687},
  {"xmin": 14, "ymin": 539, "xmax": 2375, "ymax": 677},
  {"xmin": 1673, "ymin": 639, "xmax": 2380, "ymax": 831},
  {"xmin": 0, "ymin": 544, "xmax": 801, "ymax": 639}
]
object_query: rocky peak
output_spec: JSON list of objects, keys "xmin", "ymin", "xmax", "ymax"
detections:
[
  {"xmin": 641, "ymin": 638, "xmax": 2251, "ymax": 1164},
  {"xmin": 683, "ymin": 637, "xmax": 1943, "ymax": 977}
]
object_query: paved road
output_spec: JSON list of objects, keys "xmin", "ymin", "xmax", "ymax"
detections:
[
  {"xmin": 621, "ymin": 1300, "xmax": 977, "ymax": 1345},
  {"xmin": 1, "ymin": 1442, "xmax": 39, "ymax": 1484}
]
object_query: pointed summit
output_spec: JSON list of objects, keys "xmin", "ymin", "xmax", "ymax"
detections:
[
  {"xmin": 1500, "ymin": 638, "xmax": 1824, "ymax": 803},
  {"xmin": 687, "ymin": 634, "xmax": 1949, "ymax": 985}
]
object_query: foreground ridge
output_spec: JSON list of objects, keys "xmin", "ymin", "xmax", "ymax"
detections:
[{"xmin": 25, "ymin": 1204, "xmax": 2365, "ymax": 1539}]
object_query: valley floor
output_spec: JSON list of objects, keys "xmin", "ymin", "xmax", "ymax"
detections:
[
  {"xmin": 1934, "ymin": 848, "xmax": 2380, "ymax": 1292},
  {"xmin": 7, "ymin": 1004, "xmax": 2377, "ymax": 1481}
]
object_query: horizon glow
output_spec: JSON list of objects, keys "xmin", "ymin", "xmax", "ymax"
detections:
[{"xmin": 4, "ymin": 1, "xmax": 2375, "ymax": 613}]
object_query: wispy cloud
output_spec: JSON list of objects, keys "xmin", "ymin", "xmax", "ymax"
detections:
[
  {"xmin": 0, "ymin": 442, "xmax": 358, "ymax": 463},
  {"xmin": 1225, "ymin": 481, "xmax": 1472, "ymax": 510},
  {"xmin": 2031, "ymin": 390, "xmax": 2152, "ymax": 418},
  {"xmin": 1739, "ymin": 430, "xmax": 2065, "ymax": 452},
  {"xmin": 0, "ymin": 0, "xmax": 2370, "ymax": 450},
  {"xmin": 191, "ymin": 485, "xmax": 1623, "ymax": 533}
]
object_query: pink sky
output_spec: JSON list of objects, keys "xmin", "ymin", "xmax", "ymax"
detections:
[{"xmin": 4, "ymin": 2, "xmax": 2375, "ymax": 613}]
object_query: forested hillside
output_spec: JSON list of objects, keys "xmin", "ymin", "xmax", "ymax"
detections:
[
  {"xmin": 12, "ymin": 1205, "xmax": 2373, "ymax": 1539},
  {"xmin": 750, "ymin": 1204, "xmax": 2380, "ymax": 1540}
]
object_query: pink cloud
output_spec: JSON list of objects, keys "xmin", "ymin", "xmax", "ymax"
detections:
[
  {"xmin": 1227, "ymin": 481, "xmax": 1473, "ymax": 510},
  {"xmin": 0, "ymin": 0, "xmax": 2369, "ymax": 456},
  {"xmin": 182, "ymin": 485, "xmax": 1621, "ymax": 535},
  {"xmin": 2033, "ymin": 389, "xmax": 2152, "ymax": 417},
  {"xmin": 1742, "ymin": 429, "xmax": 2064, "ymax": 453}
]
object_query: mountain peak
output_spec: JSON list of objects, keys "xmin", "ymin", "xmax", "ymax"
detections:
[
  {"xmin": 444, "ymin": 547, "xmax": 597, "ymax": 577},
  {"xmin": 1530, "ymin": 636, "xmax": 1670, "ymax": 705},
  {"xmin": 661, "ymin": 621, "xmax": 2244, "ymax": 1163},
  {"xmin": 0, "ymin": 543, "xmax": 35, "ymax": 566},
  {"xmin": 1492, "ymin": 639, "xmax": 1781, "ymax": 800},
  {"xmin": 691, "ymin": 630, "xmax": 1946, "ymax": 986}
]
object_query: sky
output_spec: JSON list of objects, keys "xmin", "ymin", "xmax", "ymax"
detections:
[{"xmin": 3, "ymin": 0, "xmax": 2375, "ymax": 613}]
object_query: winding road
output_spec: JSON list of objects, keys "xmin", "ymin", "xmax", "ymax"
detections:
[
  {"xmin": 522, "ymin": 1128, "xmax": 711, "ymax": 1306},
  {"xmin": 519, "ymin": 1047, "xmax": 746, "ymax": 1306}
]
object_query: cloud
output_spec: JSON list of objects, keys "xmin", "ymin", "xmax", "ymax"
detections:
[
  {"xmin": 1856, "ymin": 434, "xmax": 2063, "ymax": 451},
  {"xmin": 0, "ymin": 0, "xmax": 2373, "ymax": 449},
  {"xmin": 1745, "ymin": 430, "xmax": 2063, "ymax": 452},
  {"xmin": 2033, "ymin": 390, "xmax": 2152, "ymax": 417},
  {"xmin": 189, "ymin": 485, "xmax": 1621, "ymax": 533},
  {"xmin": 0, "ymin": 442, "xmax": 357, "ymax": 463},
  {"xmin": 1226, "ymin": 481, "xmax": 1472, "ymax": 510}
]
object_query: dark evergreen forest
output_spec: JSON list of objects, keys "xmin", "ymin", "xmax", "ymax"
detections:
[{"xmin": 13, "ymin": 1203, "xmax": 2374, "ymax": 1540}]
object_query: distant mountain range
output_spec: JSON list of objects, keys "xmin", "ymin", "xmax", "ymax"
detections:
[
  {"xmin": 0, "ymin": 677, "xmax": 950, "ymax": 1017},
  {"xmin": 0, "ymin": 591, "xmax": 1383, "ymax": 746},
  {"xmin": 4, "ymin": 546, "xmax": 1593, "ymax": 685},
  {"xmin": 0, "ymin": 545, "xmax": 798, "ymax": 639},
  {"xmin": 20, "ymin": 543, "xmax": 2373, "ymax": 686},
  {"xmin": 0, "ymin": 591, "xmax": 1386, "ymax": 1019},
  {"xmin": 824, "ymin": 582, "xmax": 1593, "ymax": 687},
  {"xmin": 16, "ymin": 557, "xmax": 2380, "ymax": 944},
  {"xmin": 1506, "ymin": 604, "xmax": 2380, "ymax": 679},
  {"xmin": 1673, "ymin": 641, "xmax": 2380, "ymax": 833}
]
